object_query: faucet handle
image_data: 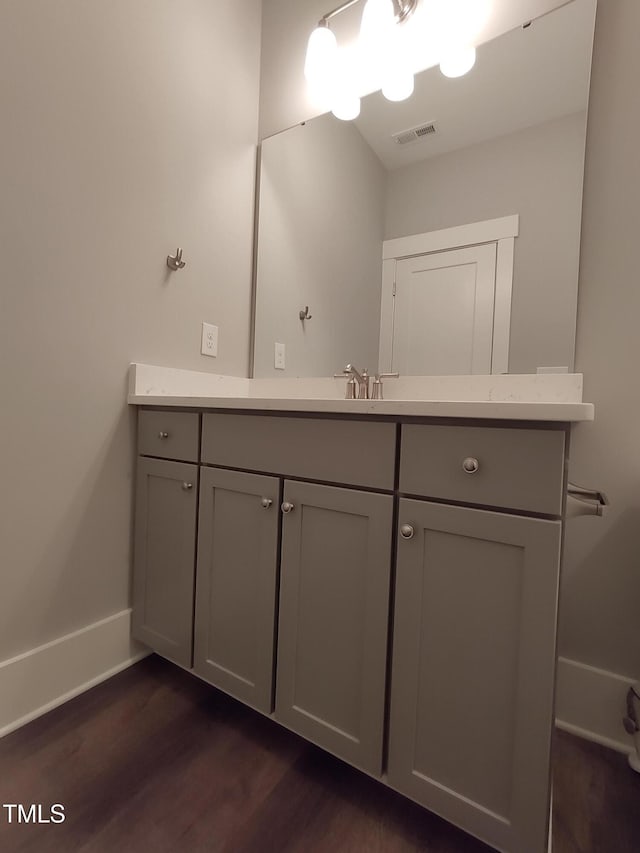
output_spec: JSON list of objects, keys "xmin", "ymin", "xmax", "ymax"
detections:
[
  {"xmin": 345, "ymin": 377, "xmax": 357, "ymax": 399},
  {"xmin": 371, "ymin": 372, "xmax": 399, "ymax": 400},
  {"xmin": 333, "ymin": 372, "xmax": 357, "ymax": 399}
]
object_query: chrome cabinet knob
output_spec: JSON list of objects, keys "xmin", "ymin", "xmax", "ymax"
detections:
[
  {"xmin": 400, "ymin": 523, "xmax": 414, "ymax": 540},
  {"xmin": 281, "ymin": 501, "xmax": 295, "ymax": 514},
  {"xmin": 158, "ymin": 431, "xmax": 169, "ymax": 439},
  {"xmin": 182, "ymin": 482, "xmax": 193, "ymax": 491},
  {"xmin": 260, "ymin": 497, "xmax": 273, "ymax": 509},
  {"xmin": 462, "ymin": 457, "xmax": 480, "ymax": 474}
]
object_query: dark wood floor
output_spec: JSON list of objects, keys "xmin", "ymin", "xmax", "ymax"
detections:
[{"xmin": 0, "ymin": 656, "xmax": 638, "ymax": 853}]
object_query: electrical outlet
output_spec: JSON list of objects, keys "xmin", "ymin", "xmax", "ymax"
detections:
[
  {"xmin": 201, "ymin": 322, "xmax": 218, "ymax": 357},
  {"xmin": 274, "ymin": 342, "xmax": 285, "ymax": 370}
]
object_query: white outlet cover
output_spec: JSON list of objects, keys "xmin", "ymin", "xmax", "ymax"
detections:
[
  {"xmin": 201, "ymin": 322, "xmax": 218, "ymax": 357},
  {"xmin": 274, "ymin": 342, "xmax": 285, "ymax": 370}
]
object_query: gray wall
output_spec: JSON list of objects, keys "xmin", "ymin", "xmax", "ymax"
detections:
[
  {"xmin": 0, "ymin": 0, "xmax": 261, "ymax": 660},
  {"xmin": 254, "ymin": 117, "xmax": 385, "ymax": 377},
  {"xmin": 385, "ymin": 113, "xmax": 586, "ymax": 375},
  {"xmin": 560, "ymin": 0, "xmax": 640, "ymax": 679}
]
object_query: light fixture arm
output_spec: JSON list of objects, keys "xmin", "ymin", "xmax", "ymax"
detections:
[
  {"xmin": 319, "ymin": 0, "xmax": 362, "ymax": 26},
  {"xmin": 317, "ymin": 0, "xmax": 417, "ymax": 28}
]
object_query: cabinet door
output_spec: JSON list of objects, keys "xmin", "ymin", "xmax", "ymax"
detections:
[
  {"xmin": 132, "ymin": 457, "xmax": 198, "ymax": 668},
  {"xmin": 276, "ymin": 481, "xmax": 393, "ymax": 775},
  {"xmin": 389, "ymin": 499, "xmax": 562, "ymax": 853},
  {"xmin": 194, "ymin": 467, "xmax": 280, "ymax": 714}
]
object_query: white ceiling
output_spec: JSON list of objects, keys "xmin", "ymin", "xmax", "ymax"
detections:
[{"xmin": 353, "ymin": 0, "xmax": 596, "ymax": 170}]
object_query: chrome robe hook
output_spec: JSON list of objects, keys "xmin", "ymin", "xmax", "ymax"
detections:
[{"xmin": 167, "ymin": 247, "xmax": 186, "ymax": 270}]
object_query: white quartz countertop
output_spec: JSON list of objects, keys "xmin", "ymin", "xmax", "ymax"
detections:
[{"xmin": 127, "ymin": 364, "xmax": 595, "ymax": 422}]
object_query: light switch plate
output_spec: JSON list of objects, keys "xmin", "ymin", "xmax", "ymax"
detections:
[
  {"xmin": 201, "ymin": 322, "xmax": 218, "ymax": 357},
  {"xmin": 274, "ymin": 342, "xmax": 285, "ymax": 370}
]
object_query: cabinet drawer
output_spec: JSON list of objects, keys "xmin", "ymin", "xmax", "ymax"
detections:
[
  {"xmin": 202, "ymin": 414, "xmax": 395, "ymax": 491},
  {"xmin": 400, "ymin": 424, "xmax": 565, "ymax": 515},
  {"xmin": 138, "ymin": 411, "xmax": 200, "ymax": 462}
]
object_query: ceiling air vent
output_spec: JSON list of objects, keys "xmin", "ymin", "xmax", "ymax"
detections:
[{"xmin": 392, "ymin": 121, "xmax": 437, "ymax": 145}]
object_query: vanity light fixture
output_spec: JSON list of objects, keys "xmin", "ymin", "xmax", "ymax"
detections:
[{"xmin": 304, "ymin": 0, "xmax": 419, "ymax": 120}]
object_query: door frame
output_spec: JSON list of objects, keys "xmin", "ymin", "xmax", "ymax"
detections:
[{"xmin": 378, "ymin": 215, "xmax": 519, "ymax": 376}]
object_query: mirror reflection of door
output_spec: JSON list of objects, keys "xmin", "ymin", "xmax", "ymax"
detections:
[
  {"xmin": 391, "ymin": 244, "xmax": 497, "ymax": 375},
  {"xmin": 379, "ymin": 216, "xmax": 517, "ymax": 376}
]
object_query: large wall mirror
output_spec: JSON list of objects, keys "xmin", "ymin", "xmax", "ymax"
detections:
[{"xmin": 252, "ymin": 0, "xmax": 597, "ymax": 378}]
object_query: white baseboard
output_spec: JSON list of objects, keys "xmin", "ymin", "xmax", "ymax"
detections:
[
  {"xmin": 555, "ymin": 656, "xmax": 636, "ymax": 754},
  {"xmin": 0, "ymin": 617, "xmax": 635, "ymax": 758},
  {"xmin": 0, "ymin": 609, "xmax": 149, "ymax": 739}
]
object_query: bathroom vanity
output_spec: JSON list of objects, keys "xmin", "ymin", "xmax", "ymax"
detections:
[
  {"xmin": 129, "ymin": 364, "xmax": 595, "ymax": 853},
  {"xmin": 126, "ymin": 3, "xmax": 601, "ymax": 847}
]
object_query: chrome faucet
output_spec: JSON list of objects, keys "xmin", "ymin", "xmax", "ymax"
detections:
[
  {"xmin": 344, "ymin": 364, "xmax": 370, "ymax": 399},
  {"xmin": 334, "ymin": 365, "xmax": 399, "ymax": 399}
]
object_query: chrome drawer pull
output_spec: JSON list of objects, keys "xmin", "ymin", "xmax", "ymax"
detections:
[
  {"xmin": 158, "ymin": 431, "xmax": 169, "ymax": 439},
  {"xmin": 400, "ymin": 524, "xmax": 414, "ymax": 540},
  {"xmin": 260, "ymin": 497, "xmax": 273, "ymax": 509},
  {"xmin": 182, "ymin": 482, "xmax": 193, "ymax": 491},
  {"xmin": 281, "ymin": 501, "xmax": 295, "ymax": 514},
  {"xmin": 462, "ymin": 457, "xmax": 479, "ymax": 474}
]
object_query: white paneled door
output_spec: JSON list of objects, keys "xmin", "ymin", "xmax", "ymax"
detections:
[{"xmin": 390, "ymin": 243, "xmax": 497, "ymax": 375}]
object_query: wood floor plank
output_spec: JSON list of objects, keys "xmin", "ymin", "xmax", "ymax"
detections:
[
  {"xmin": 552, "ymin": 729, "xmax": 640, "ymax": 853},
  {"xmin": 223, "ymin": 747, "xmax": 492, "ymax": 853},
  {"xmin": 0, "ymin": 656, "xmax": 638, "ymax": 853}
]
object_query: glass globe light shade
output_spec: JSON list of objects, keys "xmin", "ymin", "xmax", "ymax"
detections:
[
  {"xmin": 382, "ymin": 67, "xmax": 414, "ymax": 101},
  {"xmin": 331, "ymin": 92, "xmax": 361, "ymax": 121},
  {"xmin": 360, "ymin": 0, "xmax": 396, "ymax": 45},
  {"xmin": 359, "ymin": 0, "xmax": 396, "ymax": 90},
  {"xmin": 304, "ymin": 25, "xmax": 338, "ymax": 84},
  {"xmin": 439, "ymin": 45, "xmax": 477, "ymax": 78}
]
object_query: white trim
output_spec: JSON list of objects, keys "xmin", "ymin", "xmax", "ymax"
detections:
[
  {"xmin": 555, "ymin": 720, "xmax": 633, "ymax": 755},
  {"xmin": 382, "ymin": 215, "xmax": 519, "ymax": 261},
  {"xmin": 491, "ymin": 237, "xmax": 515, "ymax": 374},
  {"xmin": 0, "ymin": 609, "xmax": 148, "ymax": 738},
  {"xmin": 378, "ymin": 259, "xmax": 396, "ymax": 372},
  {"xmin": 554, "ymin": 656, "xmax": 635, "ymax": 754}
]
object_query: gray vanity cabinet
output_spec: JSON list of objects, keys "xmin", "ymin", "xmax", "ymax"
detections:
[
  {"xmin": 132, "ymin": 456, "xmax": 198, "ymax": 668},
  {"xmin": 193, "ymin": 467, "xmax": 280, "ymax": 714},
  {"xmin": 275, "ymin": 480, "xmax": 393, "ymax": 775},
  {"xmin": 132, "ymin": 406, "xmax": 570, "ymax": 853},
  {"xmin": 388, "ymin": 498, "xmax": 562, "ymax": 853}
]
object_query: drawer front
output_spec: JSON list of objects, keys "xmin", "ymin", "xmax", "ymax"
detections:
[
  {"xmin": 138, "ymin": 411, "xmax": 200, "ymax": 462},
  {"xmin": 202, "ymin": 414, "xmax": 396, "ymax": 491},
  {"xmin": 400, "ymin": 424, "xmax": 565, "ymax": 515}
]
